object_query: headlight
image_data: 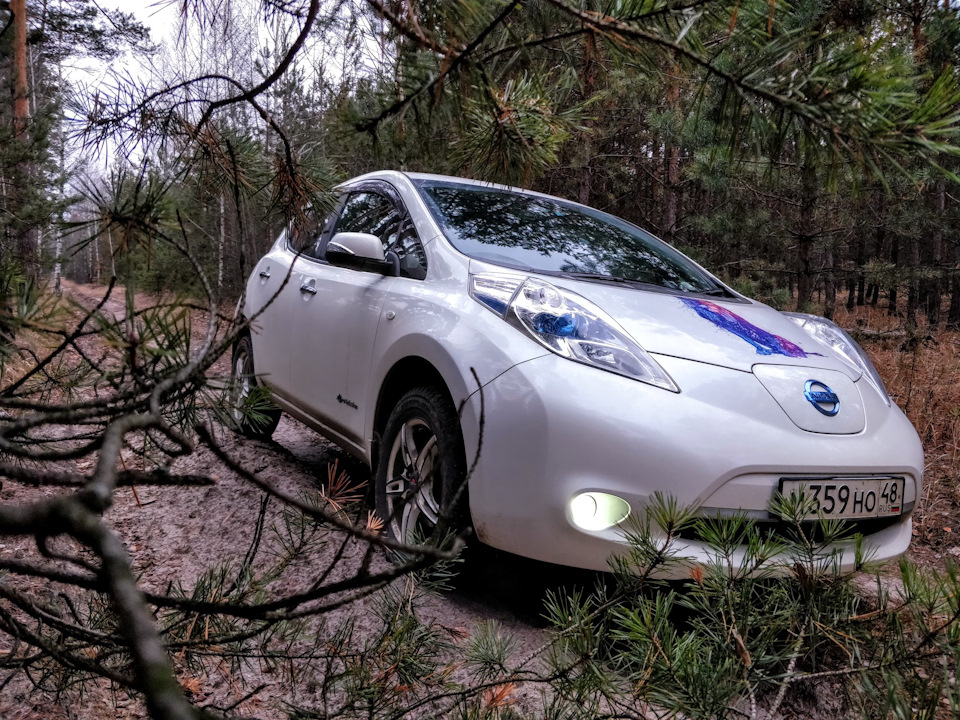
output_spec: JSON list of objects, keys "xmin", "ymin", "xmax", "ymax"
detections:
[
  {"xmin": 471, "ymin": 273, "xmax": 679, "ymax": 392},
  {"xmin": 783, "ymin": 312, "xmax": 890, "ymax": 405}
]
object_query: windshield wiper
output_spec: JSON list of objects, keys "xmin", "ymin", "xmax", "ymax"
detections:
[
  {"xmin": 557, "ymin": 271, "xmax": 643, "ymax": 285},
  {"xmin": 555, "ymin": 272, "xmax": 682, "ymax": 293}
]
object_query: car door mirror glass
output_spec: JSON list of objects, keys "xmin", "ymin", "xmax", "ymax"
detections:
[{"xmin": 327, "ymin": 232, "xmax": 386, "ymax": 262}]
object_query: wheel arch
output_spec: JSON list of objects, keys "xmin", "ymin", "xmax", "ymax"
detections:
[{"xmin": 372, "ymin": 356, "xmax": 462, "ymax": 470}]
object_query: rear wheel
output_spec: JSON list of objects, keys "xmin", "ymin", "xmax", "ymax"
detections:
[
  {"xmin": 375, "ymin": 387, "xmax": 467, "ymax": 550},
  {"xmin": 229, "ymin": 335, "xmax": 281, "ymax": 440}
]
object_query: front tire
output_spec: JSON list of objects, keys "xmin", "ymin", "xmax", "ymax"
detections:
[
  {"xmin": 229, "ymin": 335, "xmax": 281, "ymax": 440},
  {"xmin": 375, "ymin": 387, "xmax": 468, "ymax": 549}
]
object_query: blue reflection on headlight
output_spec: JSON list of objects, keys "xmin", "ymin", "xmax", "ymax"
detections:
[{"xmin": 533, "ymin": 312, "xmax": 578, "ymax": 337}]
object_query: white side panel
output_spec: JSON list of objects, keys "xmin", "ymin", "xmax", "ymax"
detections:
[{"xmin": 244, "ymin": 246, "xmax": 298, "ymax": 396}]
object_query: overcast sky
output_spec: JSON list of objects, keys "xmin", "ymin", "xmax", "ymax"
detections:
[{"xmin": 98, "ymin": 0, "xmax": 180, "ymax": 44}]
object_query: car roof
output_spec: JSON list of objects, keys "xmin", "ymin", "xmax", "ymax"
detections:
[{"xmin": 341, "ymin": 170, "xmax": 582, "ymax": 209}]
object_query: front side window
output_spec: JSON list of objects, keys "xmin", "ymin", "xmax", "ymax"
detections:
[
  {"xmin": 333, "ymin": 189, "xmax": 427, "ymax": 279},
  {"xmin": 388, "ymin": 217, "xmax": 428, "ymax": 280},
  {"xmin": 334, "ymin": 192, "xmax": 403, "ymax": 250},
  {"xmin": 415, "ymin": 180, "xmax": 721, "ymax": 295}
]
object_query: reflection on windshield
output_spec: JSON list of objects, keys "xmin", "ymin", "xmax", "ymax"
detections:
[{"xmin": 415, "ymin": 181, "xmax": 718, "ymax": 293}]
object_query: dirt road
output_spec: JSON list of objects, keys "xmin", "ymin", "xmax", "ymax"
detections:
[{"xmin": 1, "ymin": 282, "xmax": 587, "ymax": 719}]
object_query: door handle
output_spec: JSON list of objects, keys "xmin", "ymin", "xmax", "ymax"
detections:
[
  {"xmin": 259, "ymin": 269, "xmax": 271, "ymax": 279},
  {"xmin": 299, "ymin": 284, "xmax": 317, "ymax": 295}
]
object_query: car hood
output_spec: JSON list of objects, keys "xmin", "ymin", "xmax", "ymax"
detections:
[{"xmin": 549, "ymin": 279, "xmax": 861, "ymax": 379}]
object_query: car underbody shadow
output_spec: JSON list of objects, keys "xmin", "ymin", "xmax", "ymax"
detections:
[{"xmin": 446, "ymin": 543, "xmax": 614, "ymax": 628}]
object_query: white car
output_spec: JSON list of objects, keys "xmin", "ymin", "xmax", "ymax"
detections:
[{"xmin": 233, "ymin": 171, "xmax": 923, "ymax": 575}]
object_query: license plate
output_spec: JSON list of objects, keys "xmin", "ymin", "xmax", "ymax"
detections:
[{"xmin": 778, "ymin": 476, "xmax": 905, "ymax": 520}]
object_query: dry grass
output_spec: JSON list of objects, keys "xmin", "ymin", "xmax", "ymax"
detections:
[{"xmin": 833, "ymin": 304, "xmax": 960, "ymax": 552}]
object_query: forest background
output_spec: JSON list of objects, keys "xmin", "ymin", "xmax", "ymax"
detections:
[{"xmin": 4, "ymin": 0, "xmax": 960, "ymax": 325}]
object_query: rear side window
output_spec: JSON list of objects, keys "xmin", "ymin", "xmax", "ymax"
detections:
[
  {"xmin": 287, "ymin": 213, "xmax": 323, "ymax": 255},
  {"xmin": 286, "ymin": 203, "xmax": 339, "ymax": 259}
]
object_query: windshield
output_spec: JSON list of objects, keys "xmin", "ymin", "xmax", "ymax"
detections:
[{"xmin": 415, "ymin": 180, "xmax": 721, "ymax": 294}]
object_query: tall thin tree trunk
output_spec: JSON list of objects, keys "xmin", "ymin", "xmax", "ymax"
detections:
[
  {"xmin": 824, "ymin": 242, "xmax": 836, "ymax": 320},
  {"xmin": 796, "ymin": 161, "xmax": 817, "ymax": 310},
  {"xmin": 650, "ymin": 142, "xmax": 661, "ymax": 226},
  {"xmin": 53, "ymin": 231, "xmax": 62, "ymax": 295},
  {"xmin": 925, "ymin": 178, "xmax": 944, "ymax": 327},
  {"xmin": 107, "ymin": 228, "xmax": 117, "ymax": 279},
  {"xmin": 948, "ymin": 237, "xmax": 960, "ymax": 329},
  {"xmin": 871, "ymin": 192, "xmax": 886, "ymax": 307},
  {"xmin": 578, "ymin": 33, "xmax": 596, "ymax": 206},
  {"xmin": 663, "ymin": 63, "xmax": 680, "ymax": 243},
  {"xmin": 218, "ymin": 192, "xmax": 226, "ymax": 294},
  {"xmin": 92, "ymin": 226, "xmax": 100, "ymax": 285},
  {"xmin": 888, "ymin": 236, "xmax": 899, "ymax": 316},
  {"xmin": 11, "ymin": 0, "xmax": 35, "ymax": 276},
  {"xmin": 12, "ymin": 0, "xmax": 28, "ymax": 137},
  {"xmin": 855, "ymin": 231, "xmax": 866, "ymax": 306},
  {"xmin": 907, "ymin": 231, "xmax": 920, "ymax": 330}
]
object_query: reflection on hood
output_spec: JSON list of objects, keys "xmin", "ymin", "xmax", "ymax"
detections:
[{"xmin": 681, "ymin": 298, "xmax": 821, "ymax": 359}]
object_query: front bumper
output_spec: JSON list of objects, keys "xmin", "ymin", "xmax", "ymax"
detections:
[{"xmin": 465, "ymin": 353, "xmax": 924, "ymax": 577}]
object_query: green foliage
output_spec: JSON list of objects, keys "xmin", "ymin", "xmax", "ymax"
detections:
[
  {"xmin": 537, "ymin": 494, "xmax": 960, "ymax": 720},
  {"xmin": 455, "ymin": 74, "xmax": 584, "ymax": 185}
]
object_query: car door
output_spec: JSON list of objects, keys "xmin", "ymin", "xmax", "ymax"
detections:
[
  {"xmin": 288, "ymin": 186, "xmax": 403, "ymax": 443},
  {"xmin": 245, "ymin": 224, "xmax": 310, "ymax": 400}
]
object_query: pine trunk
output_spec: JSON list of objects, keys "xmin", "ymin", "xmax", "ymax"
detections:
[
  {"xmin": 663, "ymin": 64, "xmax": 680, "ymax": 243},
  {"xmin": 578, "ymin": 34, "xmax": 596, "ymax": 206},
  {"xmin": 12, "ymin": 0, "xmax": 28, "ymax": 137},
  {"xmin": 888, "ymin": 235, "xmax": 899, "ymax": 316},
  {"xmin": 796, "ymin": 162, "xmax": 817, "ymax": 310},
  {"xmin": 855, "ymin": 231, "xmax": 866, "ymax": 306},
  {"xmin": 925, "ymin": 178, "xmax": 944, "ymax": 327},
  {"xmin": 107, "ymin": 228, "xmax": 117, "ymax": 279},
  {"xmin": 906, "ymin": 233, "xmax": 920, "ymax": 330},
  {"xmin": 948, "ymin": 239, "xmax": 960, "ymax": 329},
  {"xmin": 824, "ymin": 243, "xmax": 836, "ymax": 320},
  {"xmin": 92, "ymin": 226, "xmax": 100, "ymax": 285},
  {"xmin": 218, "ymin": 193, "xmax": 226, "ymax": 294}
]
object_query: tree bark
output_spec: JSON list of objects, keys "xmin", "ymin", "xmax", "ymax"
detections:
[
  {"xmin": 871, "ymin": 191, "xmax": 886, "ymax": 307},
  {"xmin": 578, "ymin": 33, "xmax": 596, "ymax": 206},
  {"xmin": 906, "ymin": 231, "xmax": 920, "ymax": 329},
  {"xmin": 888, "ymin": 235, "xmax": 899, "ymax": 316},
  {"xmin": 948, "ymin": 237, "xmax": 960, "ymax": 329},
  {"xmin": 10, "ymin": 0, "xmax": 35, "ymax": 276},
  {"xmin": 662, "ymin": 62, "xmax": 680, "ymax": 243},
  {"xmin": 218, "ymin": 193, "xmax": 226, "ymax": 294},
  {"xmin": 107, "ymin": 228, "xmax": 117, "ymax": 279},
  {"xmin": 796, "ymin": 161, "xmax": 817, "ymax": 310},
  {"xmin": 924, "ymin": 178, "xmax": 944, "ymax": 327},
  {"xmin": 12, "ymin": 0, "xmax": 28, "ymax": 138},
  {"xmin": 92, "ymin": 225, "xmax": 100, "ymax": 285},
  {"xmin": 824, "ymin": 242, "xmax": 836, "ymax": 320},
  {"xmin": 855, "ymin": 230, "xmax": 866, "ymax": 306}
]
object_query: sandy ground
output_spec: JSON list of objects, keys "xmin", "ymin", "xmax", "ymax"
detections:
[
  {"xmin": 0, "ymin": 281, "xmax": 584, "ymax": 719},
  {"xmin": 1, "ymin": 280, "xmax": 955, "ymax": 719}
]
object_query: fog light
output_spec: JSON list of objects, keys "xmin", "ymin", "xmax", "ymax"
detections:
[{"xmin": 569, "ymin": 492, "xmax": 631, "ymax": 531}]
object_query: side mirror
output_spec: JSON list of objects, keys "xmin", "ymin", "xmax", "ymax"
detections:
[
  {"xmin": 327, "ymin": 232, "xmax": 384, "ymax": 262},
  {"xmin": 326, "ymin": 232, "xmax": 398, "ymax": 276}
]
